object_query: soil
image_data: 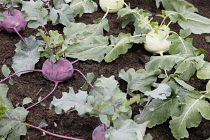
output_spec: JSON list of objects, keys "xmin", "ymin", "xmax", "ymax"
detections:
[{"xmin": 0, "ymin": 0, "xmax": 210, "ymax": 140}]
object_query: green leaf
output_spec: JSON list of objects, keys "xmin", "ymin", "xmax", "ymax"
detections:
[
  {"xmin": 67, "ymin": 36, "xmax": 110, "ymax": 62},
  {"xmin": 69, "ymin": 0, "xmax": 97, "ymax": 17},
  {"xmin": 1, "ymin": 65, "xmax": 10, "ymax": 77},
  {"xmin": 81, "ymin": 73, "xmax": 95, "ymax": 90},
  {"xmin": 162, "ymin": 0, "xmax": 210, "ymax": 34},
  {"xmin": 64, "ymin": 20, "xmax": 110, "ymax": 62},
  {"xmin": 49, "ymin": 1, "xmax": 74, "ymax": 26},
  {"xmin": 162, "ymin": 76, "xmax": 194, "ymax": 99},
  {"xmin": 179, "ymin": 28, "xmax": 191, "ymax": 38},
  {"xmin": 105, "ymin": 119, "xmax": 148, "ymax": 140},
  {"xmin": 12, "ymin": 36, "xmax": 43, "ymax": 75},
  {"xmin": 64, "ymin": 19, "xmax": 109, "ymax": 43},
  {"xmin": 175, "ymin": 55, "xmax": 205, "ymax": 81},
  {"xmin": 92, "ymin": 76, "xmax": 126, "ymax": 102},
  {"xmin": 38, "ymin": 120, "xmax": 48, "ymax": 128},
  {"xmin": 138, "ymin": 97, "xmax": 180, "ymax": 128},
  {"xmin": 0, "ymin": 98, "xmax": 8, "ymax": 119},
  {"xmin": 118, "ymin": 7, "xmax": 151, "ymax": 33},
  {"xmin": 197, "ymin": 62, "xmax": 210, "ymax": 79},
  {"xmin": 90, "ymin": 76, "xmax": 132, "ymax": 122},
  {"xmin": 161, "ymin": 0, "xmax": 198, "ymax": 13},
  {"xmin": 119, "ymin": 68, "xmax": 160, "ymax": 93},
  {"xmin": 22, "ymin": 0, "xmax": 48, "ymax": 28},
  {"xmin": 22, "ymin": 97, "xmax": 32, "ymax": 106},
  {"xmin": 144, "ymin": 83, "xmax": 171, "ymax": 100},
  {"xmin": 145, "ymin": 54, "xmax": 185, "ymax": 71},
  {"xmin": 0, "ymin": 84, "xmax": 13, "ymax": 109},
  {"xmin": 50, "ymin": 87, "xmax": 91, "ymax": 116},
  {"xmin": 206, "ymin": 80, "xmax": 210, "ymax": 94},
  {"xmin": 0, "ymin": 107, "xmax": 28, "ymax": 140},
  {"xmin": 172, "ymin": 77, "xmax": 194, "ymax": 91},
  {"xmin": 168, "ymin": 32, "xmax": 196, "ymax": 55},
  {"xmin": 104, "ymin": 33, "xmax": 133, "ymax": 62},
  {"xmin": 177, "ymin": 9, "xmax": 210, "ymax": 34},
  {"xmin": 169, "ymin": 96, "xmax": 210, "ymax": 139},
  {"xmin": 155, "ymin": 0, "xmax": 162, "ymax": 8}
]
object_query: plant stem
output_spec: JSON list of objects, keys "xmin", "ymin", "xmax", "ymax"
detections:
[
  {"xmin": 136, "ymin": 98, "xmax": 150, "ymax": 124},
  {"xmin": 0, "ymin": 69, "xmax": 43, "ymax": 83},
  {"xmin": 26, "ymin": 81, "xmax": 59, "ymax": 110},
  {"xmin": 73, "ymin": 69, "xmax": 104, "ymax": 97},
  {"xmin": 159, "ymin": 52, "xmax": 168, "ymax": 77},
  {"xmin": 12, "ymin": 27, "xmax": 26, "ymax": 43},
  {"xmin": 71, "ymin": 59, "xmax": 79, "ymax": 64},
  {"xmin": 123, "ymin": 1, "xmax": 129, "ymax": 7},
  {"xmin": 102, "ymin": 7, "xmax": 109, "ymax": 19},
  {"xmin": 1, "ymin": 118, "xmax": 84, "ymax": 140}
]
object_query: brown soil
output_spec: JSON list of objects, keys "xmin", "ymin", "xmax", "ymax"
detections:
[{"xmin": 0, "ymin": 0, "xmax": 210, "ymax": 140}]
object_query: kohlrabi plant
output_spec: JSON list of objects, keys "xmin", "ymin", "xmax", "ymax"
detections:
[
  {"xmin": 155, "ymin": 0, "xmax": 210, "ymax": 34},
  {"xmin": 50, "ymin": 69, "xmax": 161, "ymax": 140},
  {"xmin": 144, "ymin": 24, "xmax": 171, "ymax": 56},
  {"xmin": 0, "ymin": 0, "xmax": 27, "ymax": 41},
  {"xmin": 0, "ymin": 29, "xmax": 92, "ymax": 110},
  {"xmin": 99, "ymin": 0, "xmax": 125, "ymax": 13}
]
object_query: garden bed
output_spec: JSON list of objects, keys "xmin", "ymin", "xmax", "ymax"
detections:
[{"xmin": 1, "ymin": 0, "xmax": 210, "ymax": 140}]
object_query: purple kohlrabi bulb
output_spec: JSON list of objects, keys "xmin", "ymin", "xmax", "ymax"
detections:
[{"xmin": 1, "ymin": 9, "xmax": 27, "ymax": 33}]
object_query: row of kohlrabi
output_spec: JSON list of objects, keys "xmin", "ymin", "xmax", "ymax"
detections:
[
  {"xmin": 1, "ymin": 0, "xmax": 210, "ymax": 140},
  {"xmin": 0, "ymin": 0, "xmax": 97, "ymax": 41},
  {"xmin": 0, "ymin": 0, "xmax": 99, "ymax": 139}
]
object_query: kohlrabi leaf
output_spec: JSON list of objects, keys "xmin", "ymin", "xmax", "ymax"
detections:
[
  {"xmin": 64, "ymin": 20, "xmax": 110, "ymax": 62},
  {"xmin": 118, "ymin": 7, "xmax": 151, "ymax": 32},
  {"xmin": 1, "ymin": 65, "xmax": 11, "ymax": 77},
  {"xmin": 155, "ymin": 0, "xmax": 162, "ymax": 8},
  {"xmin": 22, "ymin": 0, "xmax": 49, "ymax": 28},
  {"xmin": 38, "ymin": 29, "xmax": 68, "ymax": 62},
  {"xmin": 12, "ymin": 36, "xmax": 43, "ymax": 75},
  {"xmin": 119, "ymin": 68, "xmax": 160, "ymax": 93},
  {"xmin": 92, "ymin": 76, "xmax": 127, "ymax": 102},
  {"xmin": 160, "ymin": 0, "xmax": 198, "ymax": 13},
  {"xmin": 105, "ymin": 119, "xmax": 148, "ymax": 140},
  {"xmin": 81, "ymin": 73, "xmax": 95, "ymax": 90},
  {"xmin": 162, "ymin": 76, "xmax": 194, "ymax": 98},
  {"xmin": 161, "ymin": 0, "xmax": 210, "ymax": 34},
  {"xmin": 0, "ymin": 107, "xmax": 28, "ymax": 140},
  {"xmin": 175, "ymin": 55, "xmax": 205, "ymax": 81},
  {"xmin": 89, "ymin": 76, "xmax": 132, "ymax": 122},
  {"xmin": 169, "ymin": 96, "xmax": 210, "ymax": 139},
  {"xmin": 137, "ymin": 97, "xmax": 180, "ymax": 128},
  {"xmin": 49, "ymin": 1, "xmax": 74, "ymax": 26},
  {"xmin": 0, "ymin": 97, "xmax": 8, "ymax": 119},
  {"xmin": 177, "ymin": 8, "xmax": 210, "ymax": 34},
  {"xmin": 144, "ymin": 83, "xmax": 171, "ymax": 100},
  {"xmin": 1, "ymin": 65, "xmax": 14, "ymax": 84},
  {"xmin": 50, "ymin": 87, "xmax": 91, "ymax": 116},
  {"xmin": 145, "ymin": 54, "xmax": 185, "ymax": 72},
  {"xmin": 197, "ymin": 62, "xmax": 210, "ymax": 79},
  {"xmin": 69, "ymin": 0, "xmax": 97, "ymax": 17},
  {"xmin": 172, "ymin": 77, "xmax": 195, "ymax": 91},
  {"xmin": 0, "ymin": 84, "xmax": 13, "ymax": 109},
  {"xmin": 168, "ymin": 31, "xmax": 196, "ymax": 55},
  {"xmin": 104, "ymin": 33, "xmax": 133, "ymax": 62},
  {"xmin": 64, "ymin": 18, "xmax": 109, "ymax": 43},
  {"xmin": 67, "ymin": 36, "xmax": 110, "ymax": 62},
  {"xmin": 117, "ymin": 6, "xmax": 152, "ymax": 44}
]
